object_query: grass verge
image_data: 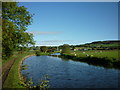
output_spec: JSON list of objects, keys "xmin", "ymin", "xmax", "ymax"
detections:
[{"xmin": 3, "ymin": 51, "xmax": 35, "ymax": 88}]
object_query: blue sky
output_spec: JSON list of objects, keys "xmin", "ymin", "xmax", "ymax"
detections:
[{"xmin": 19, "ymin": 2, "xmax": 118, "ymax": 46}]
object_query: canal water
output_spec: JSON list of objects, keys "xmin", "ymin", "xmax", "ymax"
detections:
[{"xmin": 21, "ymin": 55, "xmax": 119, "ymax": 88}]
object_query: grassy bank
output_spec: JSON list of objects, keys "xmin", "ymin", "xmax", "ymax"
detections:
[
  {"xmin": 35, "ymin": 51, "xmax": 54, "ymax": 56},
  {"xmin": 74, "ymin": 50, "xmax": 119, "ymax": 60},
  {"xmin": 3, "ymin": 51, "xmax": 35, "ymax": 88},
  {"xmin": 61, "ymin": 50, "xmax": 120, "ymax": 69}
]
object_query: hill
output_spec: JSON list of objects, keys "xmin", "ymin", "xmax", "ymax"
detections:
[{"xmin": 73, "ymin": 40, "xmax": 120, "ymax": 50}]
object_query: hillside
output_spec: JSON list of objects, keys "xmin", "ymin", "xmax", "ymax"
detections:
[{"xmin": 74, "ymin": 40, "xmax": 120, "ymax": 50}]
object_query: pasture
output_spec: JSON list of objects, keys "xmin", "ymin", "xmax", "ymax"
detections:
[{"xmin": 70, "ymin": 50, "xmax": 119, "ymax": 61}]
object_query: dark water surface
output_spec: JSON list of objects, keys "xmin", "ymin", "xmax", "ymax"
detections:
[{"xmin": 21, "ymin": 55, "xmax": 119, "ymax": 88}]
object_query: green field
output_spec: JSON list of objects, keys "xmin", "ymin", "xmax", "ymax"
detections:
[
  {"xmin": 61, "ymin": 50, "xmax": 120, "ymax": 69},
  {"xmin": 70, "ymin": 50, "xmax": 119, "ymax": 61}
]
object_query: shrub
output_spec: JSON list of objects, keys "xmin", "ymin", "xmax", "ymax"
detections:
[{"xmin": 35, "ymin": 51, "xmax": 41, "ymax": 56}]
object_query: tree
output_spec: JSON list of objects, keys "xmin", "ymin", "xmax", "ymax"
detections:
[
  {"xmin": 40, "ymin": 46, "xmax": 48, "ymax": 53},
  {"xmin": 70, "ymin": 45, "xmax": 75, "ymax": 50},
  {"xmin": 51, "ymin": 47, "xmax": 56, "ymax": 52},
  {"xmin": 35, "ymin": 46, "xmax": 40, "ymax": 50},
  {"xmin": 61, "ymin": 44, "xmax": 71, "ymax": 54},
  {"xmin": 2, "ymin": 2, "xmax": 35, "ymax": 59}
]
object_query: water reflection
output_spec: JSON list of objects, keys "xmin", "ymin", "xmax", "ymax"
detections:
[{"xmin": 50, "ymin": 53, "xmax": 61, "ymax": 55}]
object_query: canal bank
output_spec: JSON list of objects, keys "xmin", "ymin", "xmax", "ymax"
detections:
[
  {"xmin": 60, "ymin": 53, "xmax": 120, "ymax": 70},
  {"xmin": 3, "ymin": 52, "xmax": 35, "ymax": 88}
]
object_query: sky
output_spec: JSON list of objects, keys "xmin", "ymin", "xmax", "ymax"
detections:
[{"xmin": 19, "ymin": 2, "xmax": 118, "ymax": 46}]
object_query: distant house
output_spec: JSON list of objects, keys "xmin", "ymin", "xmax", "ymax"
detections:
[{"xmin": 74, "ymin": 49, "xmax": 78, "ymax": 51}]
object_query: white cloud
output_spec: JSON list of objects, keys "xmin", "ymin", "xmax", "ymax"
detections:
[
  {"xmin": 41, "ymin": 40, "xmax": 73, "ymax": 42},
  {"xmin": 35, "ymin": 40, "xmax": 77, "ymax": 46}
]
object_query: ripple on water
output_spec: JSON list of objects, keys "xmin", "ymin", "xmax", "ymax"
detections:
[{"xmin": 21, "ymin": 56, "xmax": 120, "ymax": 88}]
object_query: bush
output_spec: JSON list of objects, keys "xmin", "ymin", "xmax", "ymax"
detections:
[{"xmin": 35, "ymin": 51, "xmax": 41, "ymax": 56}]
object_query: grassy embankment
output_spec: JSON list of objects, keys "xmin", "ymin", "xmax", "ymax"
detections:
[
  {"xmin": 61, "ymin": 50, "xmax": 120, "ymax": 69},
  {"xmin": 3, "ymin": 51, "xmax": 35, "ymax": 88},
  {"xmin": 3, "ymin": 50, "xmax": 53, "ymax": 88}
]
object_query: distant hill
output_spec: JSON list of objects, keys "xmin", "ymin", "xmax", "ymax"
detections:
[
  {"xmin": 86, "ymin": 40, "xmax": 120, "ymax": 45},
  {"xmin": 74, "ymin": 40, "xmax": 120, "ymax": 50}
]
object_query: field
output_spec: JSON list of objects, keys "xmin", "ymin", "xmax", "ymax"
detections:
[
  {"xmin": 61, "ymin": 50, "xmax": 120, "ymax": 69},
  {"xmin": 71, "ymin": 50, "xmax": 119, "ymax": 61}
]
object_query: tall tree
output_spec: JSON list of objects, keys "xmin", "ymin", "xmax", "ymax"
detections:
[
  {"xmin": 40, "ymin": 46, "xmax": 48, "ymax": 53},
  {"xmin": 61, "ymin": 44, "xmax": 71, "ymax": 54},
  {"xmin": 2, "ymin": 2, "xmax": 35, "ymax": 59}
]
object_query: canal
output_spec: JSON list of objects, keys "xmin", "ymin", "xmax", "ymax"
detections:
[{"xmin": 21, "ymin": 55, "xmax": 119, "ymax": 88}]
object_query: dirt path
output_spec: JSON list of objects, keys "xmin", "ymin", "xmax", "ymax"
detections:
[
  {"xmin": 1, "ymin": 53, "xmax": 35, "ymax": 88},
  {"xmin": 1, "ymin": 53, "xmax": 22, "ymax": 87},
  {"xmin": 2, "ymin": 56, "xmax": 18, "ymax": 86}
]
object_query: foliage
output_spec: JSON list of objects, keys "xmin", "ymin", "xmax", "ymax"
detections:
[
  {"xmin": 40, "ymin": 46, "xmax": 48, "ymax": 53},
  {"xmin": 39, "ymin": 74, "xmax": 50, "ymax": 89},
  {"xmin": 35, "ymin": 51, "xmax": 50, "ymax": 56},
  {"xmin": 21, "ymin": 64, "xmax": 28, "ymax": 70},
  {"xmin": 61, "ymin": 44, "xmax": 71, "ymax": 54},
  {"xmin": 20, "ymin": 74, "xmax": 50, "ymax": 89},
  {"xmin": 35, "ymin": 51, "xmax": 41, "ymax": 56},
  {"xmin": 2, "ymin": 2, "xmax": 35, "ymax": 59},
  {"xmin": 25, "ymin": 78, "xmax": 34, "ymax": 88}
]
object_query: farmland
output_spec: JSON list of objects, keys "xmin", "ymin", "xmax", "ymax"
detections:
[
  {"xmin": 71, "ymin": 50, "xmax": 119, "ymax": 61},
  {"xmin": 73, "ymin": 40, "xmax": 120, "ymax": 51},
  {"xmin": 61, "ymin": 50, "xmax": 120, "ymax": 69}
]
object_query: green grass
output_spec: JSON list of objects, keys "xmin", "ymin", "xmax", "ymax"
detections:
[
  {"xmin": 61, "ymin": 50, "xmax": 120, "ymax": 69},
  {"xmin": 38, "ymin": 52, "xmax": 50, "ymax": 55},
  {"xmin": 70, "ymin": 50, "xmax": 119, "ymax": 61},
  {"xmin": 35, "ymin": 51, "xmax": 54, "ymax": 56},
  {"xmin": 3, "ymin": 51, "xmax": 35, "ymax": 88},
  {"xmin": 2, "ymin": 51, "xmax": 19, "ymax": 65}
]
